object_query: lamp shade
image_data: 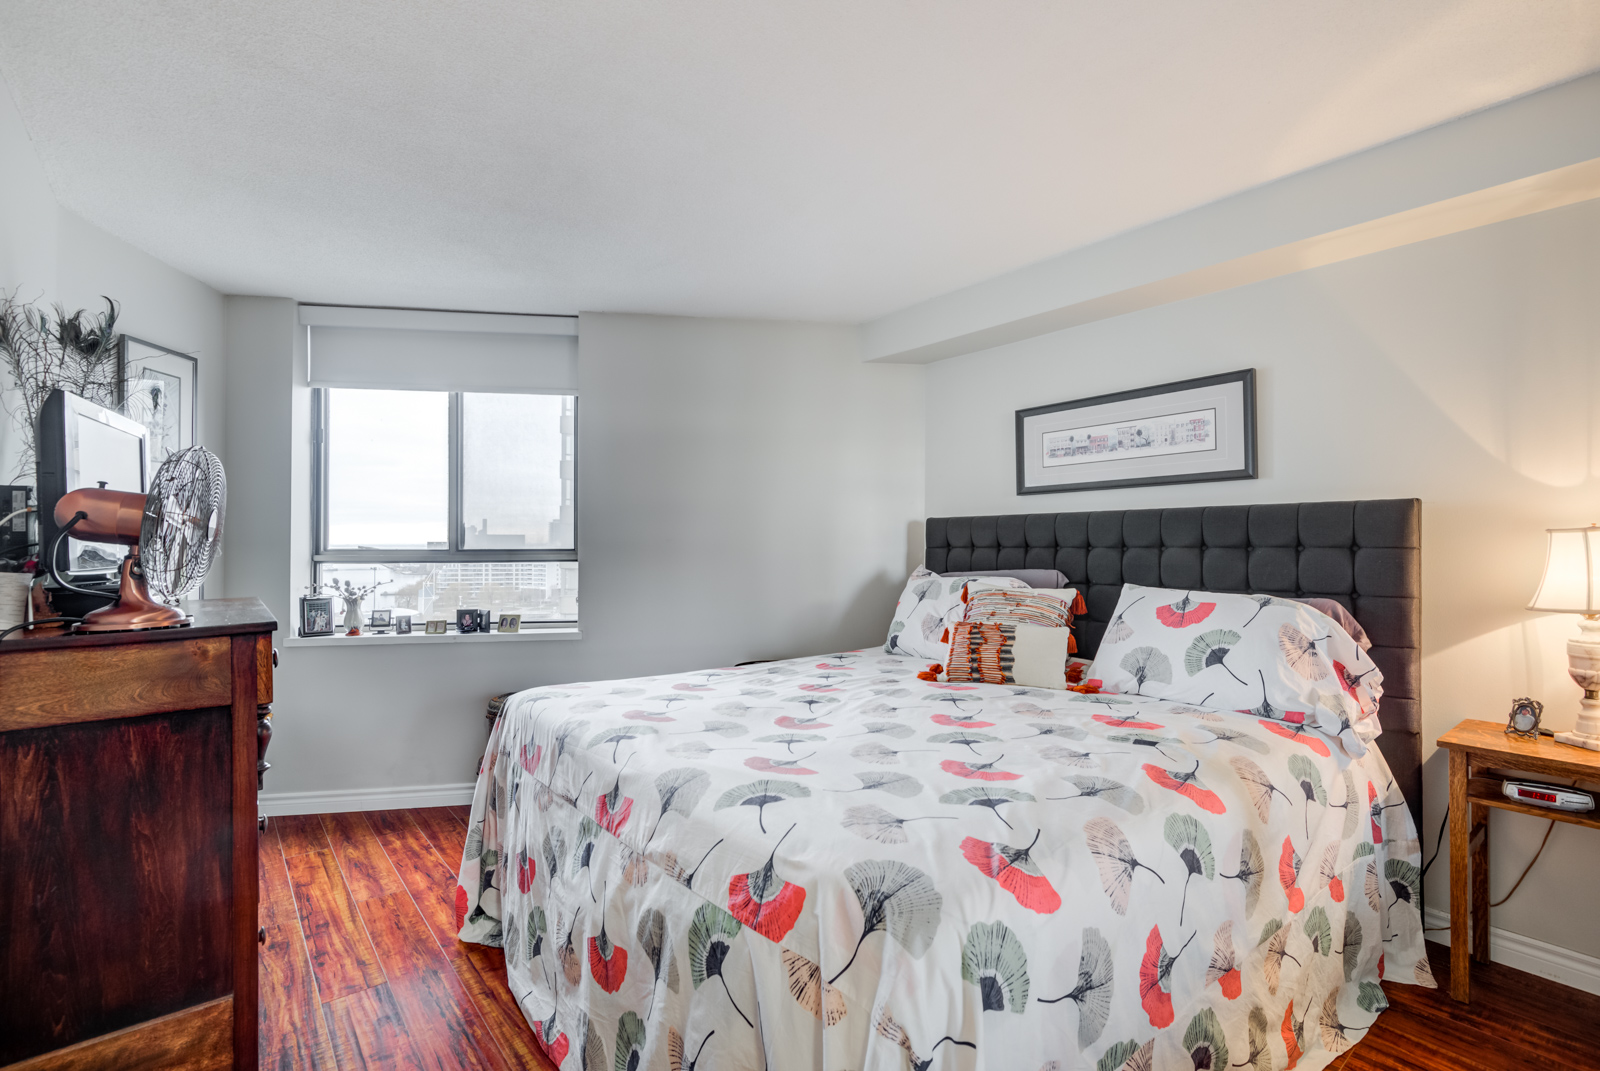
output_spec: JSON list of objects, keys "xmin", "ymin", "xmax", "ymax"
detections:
[{"xmin": 1528, "ymin": 525, "xmax": 1600, "ymax": 614}]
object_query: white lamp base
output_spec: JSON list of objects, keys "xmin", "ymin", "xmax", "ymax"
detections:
[
  {"xmin": 1557, "ymin": 616, "xmax": 1600, "ymax": 750},
  {"xmin": 1554, "ymin": 730, "xmax": 1600, "ymax": 751}
]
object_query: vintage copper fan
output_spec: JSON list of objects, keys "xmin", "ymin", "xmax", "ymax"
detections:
[{"xmin": 48, "ymin": 446, "xmax": 226, "ymax": 631}]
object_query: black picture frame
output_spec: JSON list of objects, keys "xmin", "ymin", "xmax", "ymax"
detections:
[
  {"xmin": 1015, "ymin": 368, "xmax": 1257, "ymax": 495},
  {"xmin": 394, "ymin": 615, "xmax": 413, "ymax": 635},
  {"xmin": 456, "ymin": 607, "xmax": 481, "ymax": 634},
  {"xmin": 369, "ymin": 609, "xmax": 392, "ymax": 630},
  {"xmin": 117, "ymin": 335, "xmax": 198, "ymax": 467},
  {"xmin": 299, "ymin": 595, "xmax": 335, "ymax": 637}
]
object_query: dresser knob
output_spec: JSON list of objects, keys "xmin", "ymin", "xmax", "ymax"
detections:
[{"xmin": 258, "ymin": 928, "xmax": 266, "ymax": 945}]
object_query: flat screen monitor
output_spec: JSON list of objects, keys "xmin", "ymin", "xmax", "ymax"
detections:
[{"xmin": 37, "ymin": 389, "xmax": 149, "ymax": 580}]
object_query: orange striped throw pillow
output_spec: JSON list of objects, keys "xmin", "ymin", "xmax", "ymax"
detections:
[
  {"xmin": 963, "ymin": 588, "xmax": 1085, "ymax": 653},
  {"xmin": 924, "ymin": 620, "xmax": 1074, "ymax": 689}
]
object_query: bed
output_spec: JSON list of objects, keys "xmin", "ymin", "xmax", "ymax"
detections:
[{"xmin": 457, "ymin": 499, "xmax": 1429, "ymax": 1071}]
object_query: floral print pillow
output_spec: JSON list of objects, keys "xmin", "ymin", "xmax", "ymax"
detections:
[
  {"xmin": 885, "ymin": 566, "xmax": 1027, "ymax": 661},
  {"xmin": 1088, "ymin": 583, "xmax": 1384, "ymax": 756}
]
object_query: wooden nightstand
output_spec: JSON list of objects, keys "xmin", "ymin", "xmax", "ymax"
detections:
[{"xmin": 1437, "ymin": 719, "xmax": 1600, "ymax": 1002}]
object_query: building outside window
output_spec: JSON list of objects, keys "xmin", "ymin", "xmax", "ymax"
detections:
[{"xmin": 313, "ymin": 387, "xmax": 577, "ymax": 626}]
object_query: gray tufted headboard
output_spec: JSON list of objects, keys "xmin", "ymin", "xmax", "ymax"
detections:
[{"xmin": 926, "ymin": 499, "xmax": 1422, "ymax": 830}]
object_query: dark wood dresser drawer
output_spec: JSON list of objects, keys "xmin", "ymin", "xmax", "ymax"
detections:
[{"xmin": 0, "ymin": 598, "xmax": 276, "ymax": 1071}]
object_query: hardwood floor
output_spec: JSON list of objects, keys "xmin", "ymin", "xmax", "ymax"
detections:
[
  {"xmin": 260, "ymin": 809, "xmax": 1600, "ymax": 1071},
  {"xmin": 258, "ymin": 807, "xmax": 558, "ymax": 1071},
  {"xmin": 1339, "ymin": 941, "xmax": 1600, "ymax": 1071}
]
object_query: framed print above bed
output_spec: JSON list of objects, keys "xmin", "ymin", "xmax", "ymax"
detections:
[{"xmin": 1016, "ymin": 367, "xmax": 1256, "ymax": 494}]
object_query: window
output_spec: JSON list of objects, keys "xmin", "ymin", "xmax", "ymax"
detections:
[{"xmin": 313, "ymin": 387, "xmax": 577, "ymax": 625}]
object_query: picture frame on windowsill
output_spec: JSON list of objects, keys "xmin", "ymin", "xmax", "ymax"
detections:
[{"xmin": 299, "ymin": 595, "xmax": 334, "ymax": 637}]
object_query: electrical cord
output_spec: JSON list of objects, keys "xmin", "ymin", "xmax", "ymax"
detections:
[
  {"xmin": 1416, "ymin": 804, "xmax": 1449, "ymax": 920},
  {"xmin": 1486, "ymin": 775, "xmax": 1575, "ymax": 909},
  {"xmin": 0, "ymin": 617, "xmax": 84, "ymax": 641},
  {"xmin": 1420, "ymin": 777, "xmax": 1580, "ymax": 930},
  {"xmin": 1420, "ymin": 805, "xmax": 1450, "ymax": 880},
  {"xmin": 1490, "ymin": 819, "xmax": 1556, "ymax": 908},
  {"xmin": 47, "ymin": 512, "xmax": 119, "ymax": 600}
]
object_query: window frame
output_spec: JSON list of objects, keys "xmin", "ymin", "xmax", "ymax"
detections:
[{"xmin": 311, "ymin": 387, "xmax": 578, "ymax": 566}]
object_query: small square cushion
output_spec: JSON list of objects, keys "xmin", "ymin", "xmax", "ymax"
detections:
[
  {"xmin": 885, "ymin": 567, "xmax": 1027, "ymax": 661},
  {"xmin": 936, "ymin": 621, "xmax": 1074, "ymax": 689},
  {"xmin": 963, "ymin": 587, "xmax": 1086, "ymax": 653},
  {"xmin": 1087, "ymin": 583, "xmax": 1384, "ymax": 755}
]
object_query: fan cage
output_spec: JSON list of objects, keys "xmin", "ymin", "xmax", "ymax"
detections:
[{"xmin": 140, "ymin": 446, "xmax": 226, "ymax": 602}]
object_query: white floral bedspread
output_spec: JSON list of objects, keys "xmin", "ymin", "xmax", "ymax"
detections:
[{"xmin": 458, "ymin": 650, "xmax": 1430, "ymax": 1071}]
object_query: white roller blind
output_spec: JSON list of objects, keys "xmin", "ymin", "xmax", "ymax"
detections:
[{"xmin": 301, "ymin": 305, "xmax": 578, "ymax": 394}]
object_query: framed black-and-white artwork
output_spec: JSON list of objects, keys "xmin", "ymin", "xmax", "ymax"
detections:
[
  {"xmin": 1016, "ymin": 368, "xmax": 1257, "ymax": 495},
  {"xmin": 118, "ymin": 335, "xmax": 198, "ymax": 466}
]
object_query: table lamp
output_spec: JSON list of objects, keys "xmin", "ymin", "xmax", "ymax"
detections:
[{"xmin": 1528, "ymin": 524, "xmax": 1600, "ymax": 750}]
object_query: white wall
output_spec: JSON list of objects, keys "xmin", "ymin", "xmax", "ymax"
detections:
[
  {"xmin": 0, "ymin": 77, "xmax": 226, "ymax": 508},
  {"xmin": 923, "ymin": 196, "xmax": 1600, "ymax": 959},
  {"xmin": 864, "ymin": 70, "xmax": 1600, "ymax": 362},
  {"xmin": 237, "ymin": 310, "xmax": 924, "ymax": 800}
]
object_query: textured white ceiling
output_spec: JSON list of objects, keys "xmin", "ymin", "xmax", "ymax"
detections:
[{"xmin": 2, "ymin": 1, "xmax": 1598, "ymax": 321}]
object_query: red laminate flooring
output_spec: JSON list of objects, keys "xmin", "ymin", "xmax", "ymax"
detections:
[
  {"xmin": 259, "ymin": 806, "xmax": 557, "ymax": 1071},
  {"xmin": 261, "ymin": 808, "xmax": 1598, "ymax": 1070}
]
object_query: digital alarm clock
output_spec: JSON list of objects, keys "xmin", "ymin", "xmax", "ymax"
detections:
[{"xmin": 1502, "ymin": 780, "xmax": 1595, "ymax": 812}]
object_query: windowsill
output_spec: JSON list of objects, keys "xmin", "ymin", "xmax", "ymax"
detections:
[{"xmin": 282, "ymin": 627, "xmax": 581, "ymax": 648}]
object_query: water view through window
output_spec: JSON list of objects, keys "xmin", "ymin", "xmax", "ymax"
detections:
[{"xmin": 317, "ymin": 561, "xmax": 578, "ymax": 624}]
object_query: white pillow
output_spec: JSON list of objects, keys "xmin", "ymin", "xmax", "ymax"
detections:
[
  {"xmin": 1088, "ymin": 583, "xmax": 1384, "ymax": 756},
  {"xmin": 885, "ymin": 567, "xmax": 1027, "ymax": 661}
]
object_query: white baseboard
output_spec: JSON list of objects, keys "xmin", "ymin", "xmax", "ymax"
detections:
[
  {"xmin": 1424, "ymin": 907, "xmax": 1600, "ymax": 995},
  {"xmin": 258, "ymin": 782, "xmax": 476, "ymax": 817}
]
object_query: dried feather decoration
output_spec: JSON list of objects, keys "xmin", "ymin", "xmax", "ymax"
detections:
[{"xmin": 0, "ymin": 294, "xmax": 124, "ymax": 479}]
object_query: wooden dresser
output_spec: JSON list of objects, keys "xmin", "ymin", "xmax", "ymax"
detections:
[{"xmin": 0, "ymin": 598, "xmax": 276, "ymax": 1070}]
